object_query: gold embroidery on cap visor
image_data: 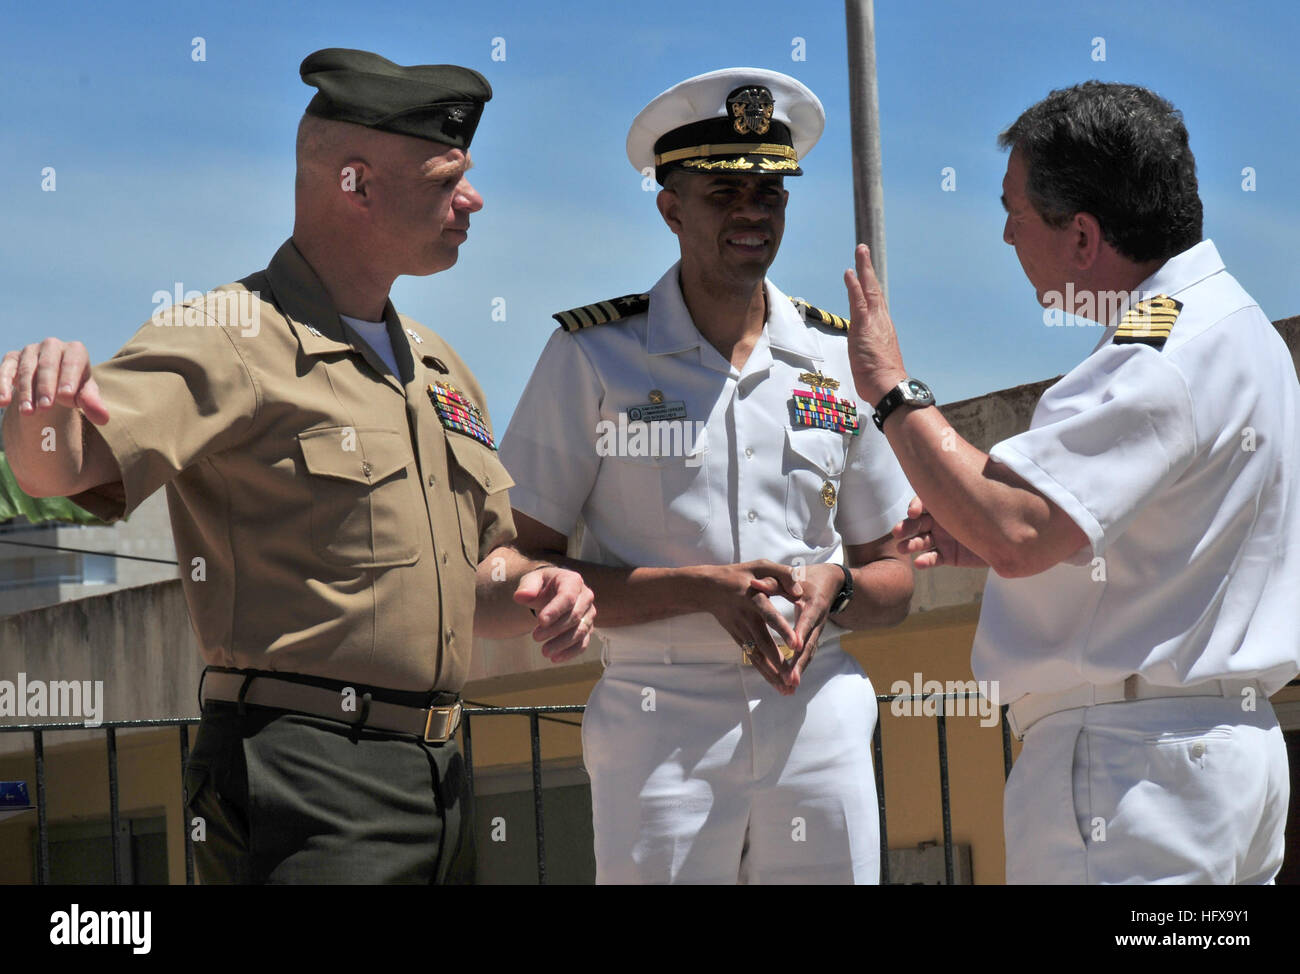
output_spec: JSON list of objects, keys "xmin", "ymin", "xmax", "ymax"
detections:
[
  {"xmin": 659, "ymin": 143, "xmax": 799, "ymax": 175},
  {"xmin": 679, "ymin": 156, "xmax": 799, "ymax": 172},
  {"xmin": 682, "ymin": 157, "xmax": 753, "ymax": 171}
]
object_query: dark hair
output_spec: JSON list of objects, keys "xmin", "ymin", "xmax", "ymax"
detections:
[
  {"xmin": 998, "ymin": 81, "xmax": 1202, "ymax": 263},
  {"xmin": 661, "ymin": 168, "xmax": 688, "ymax": 193}
]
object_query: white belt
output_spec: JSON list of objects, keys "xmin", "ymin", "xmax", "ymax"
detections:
[{"xmin": 1006, "ymin": 675, "xmax": 1260, "ymax": 741}]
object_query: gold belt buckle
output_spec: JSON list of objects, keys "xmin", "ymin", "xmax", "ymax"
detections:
[{"xmin": 423, "ymin": 702, "xmax": 463, "ymax": 743}]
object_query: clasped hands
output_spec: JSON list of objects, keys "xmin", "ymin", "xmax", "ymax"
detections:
[{"xmin": 702, "ymin": 559, "xmax": 847, "ymax": 696}]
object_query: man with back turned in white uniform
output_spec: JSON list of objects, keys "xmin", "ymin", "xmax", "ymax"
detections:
[
  {"xmin": 499, "ymin": 68, "xmax": 914, "ymax": 884},
  {"xmin": 842, "ymin": 80, "xmax": 1299, "ymax": 883}
]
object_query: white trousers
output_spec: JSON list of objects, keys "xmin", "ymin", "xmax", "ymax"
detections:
[
  {"xmin": 582, "ymin": 643, "xmax": 880, "ymax": 884},
  {"xmin": 1004, "ymin": 694, "xmax": 1289, "ymax": 884}
]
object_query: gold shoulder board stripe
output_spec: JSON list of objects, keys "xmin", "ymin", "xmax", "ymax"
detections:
[
  {"xmin": 1113, "ymin": 294, "xmax": 1184, "ymax": 350},
  {"xmin": 553, "ymin": 293, "xmax": 650, "ymax": 332},
  {"xmin": 790, "ymin": 297, "xmax": 849, "ymax": 332}
]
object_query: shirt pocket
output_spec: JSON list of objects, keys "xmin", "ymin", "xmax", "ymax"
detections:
[
  {"xmin": 297, "ymin": 426, "xmax": 421, "ymax": 568},
  {"xmin": 601, "ymin": 427, "xmax": 711, "ymax": 539},
  {"xmin": 445, "ymin": 433, "xmax": 515, "ymax": 565},
  {"xmin": 784, "ymin": 426, "xmax": 848, "ymax": 548}
]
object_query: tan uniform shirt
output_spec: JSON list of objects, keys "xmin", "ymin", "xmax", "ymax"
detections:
[{"xmin": 71, "ymin": 240, "xmax": 516, "ymax": 691}]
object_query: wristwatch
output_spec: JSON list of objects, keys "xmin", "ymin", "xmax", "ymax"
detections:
[
  {"xmin": 829, "ymin": 563, "xmax": 854, "ymax": 615},
  {"xmin": 872, "ymin": 378, "xmax": 936, "ymax": 431}
]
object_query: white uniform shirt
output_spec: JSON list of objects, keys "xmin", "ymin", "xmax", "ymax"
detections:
[
  {"xmin": 500, "ymin": 262, "xmax": 913, "ymax": 656},
  {"xmin": 972, "ymin": 240, "xmax": 1300, "ymax": 699}
]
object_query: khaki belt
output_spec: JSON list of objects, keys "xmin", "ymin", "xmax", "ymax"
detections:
[
  {"xmin": 199, "ymin": 670, "xmax": 462, "ymax": 744},
  {"xmin": 1005, "ymin": 675, "xmax": 1259, "ymax": 741}
]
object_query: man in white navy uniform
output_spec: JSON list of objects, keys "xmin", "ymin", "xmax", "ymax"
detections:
[
  {"xmin": 843, "ymin": 81, "xmax": 1299, "ymax": 883},
  {"xmin": 499, "ymin": 68, "xmax": 915, "ymax": 884}
]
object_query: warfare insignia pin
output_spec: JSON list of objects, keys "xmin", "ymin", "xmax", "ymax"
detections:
[
  {"xmin": 428, "ymin": 382, "xmax": 497, "ymax": 450},
  {"xmin": 797, "ymin": 370, "xmax": 840, "ymax": 392},
  {"xmin": 821, "ymin": 481, "xmax": 837, "ymax": 508},
  {"xmin": 727, "ymin": 85, "xmax": 775, "ymax": 136},
  {"xmin": 792, "ymin": 375, "xmax": 860, "ymax": 435},
  {"xmin": 649, "ymin": 389, "xmax": 665, "ymax": 404}
]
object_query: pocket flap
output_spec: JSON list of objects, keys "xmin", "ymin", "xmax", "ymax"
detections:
[
  {"xmin": 784, "ymin": 427, "xmax": 847, "ymax": 477},
  {"xmin": 445, "ymin": 433, "xmax": 515, "ymax": 494},
  {"xmin": 298, "ymin": 427, "xmax": 413, "ymax": 484}
]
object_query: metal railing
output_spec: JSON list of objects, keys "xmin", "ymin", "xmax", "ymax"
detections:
[{"xmin": 0, "ymin": 694, "xmax": 1012, "ymax": 885}]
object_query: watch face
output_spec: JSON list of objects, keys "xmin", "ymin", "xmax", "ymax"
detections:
[{"xmin": 903, "ymin": 379, "xmax": 935, "ymax": 407}]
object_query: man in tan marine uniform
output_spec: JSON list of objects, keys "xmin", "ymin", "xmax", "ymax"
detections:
[{"xmin": 0, "ymin": 48, "xmax": 595, "ymax": 884}]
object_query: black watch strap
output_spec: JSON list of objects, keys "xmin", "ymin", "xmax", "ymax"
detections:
[
  {"xmin": 829, "ymin": 563, "xmax": 853, "ymax": 615},
  {"xmin": 872, "ymin": 386, "xmax": 908, "ymax": 431},
  {"xmin": 872, "ymin": 378, "xmax": 936, "ymax": 431}
]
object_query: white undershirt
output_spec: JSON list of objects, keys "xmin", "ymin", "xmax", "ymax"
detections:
[{"xmin": 340, "ymin": 314, "xmax": 401, "ymax": 378}]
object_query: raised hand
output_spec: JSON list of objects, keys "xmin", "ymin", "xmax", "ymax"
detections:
[
  {"xmin": 843, "ymin": 243, "xmax": 908, "ymax": 406},
  {"xmin": 0, "ymin": 339, "xmax": 110, "ymax": 424}
]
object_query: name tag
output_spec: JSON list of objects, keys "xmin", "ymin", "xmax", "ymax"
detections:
[{"xmin": 627, "ymin": 400, "xmax": 688, "ymax": 422}]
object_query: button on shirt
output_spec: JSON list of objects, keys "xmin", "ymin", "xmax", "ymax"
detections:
[
  {"xmin": 972, "ymin": 240, "xmax": 1300, "ymax": 699},
  {"xmin": 70, "ymin": 240, "xmax": 516, "ymax": 691},
  {"xmin": 500, "ymin": 262, "xmax": 913, "ymax": 653}
]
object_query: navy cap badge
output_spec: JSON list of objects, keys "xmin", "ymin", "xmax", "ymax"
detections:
[{"xmin": 728, "ymin": 85, "xmax": 774, "ymax": 136}]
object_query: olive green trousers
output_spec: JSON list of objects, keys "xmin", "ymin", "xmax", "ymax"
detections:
[{"xmin": 183, "ymin": 702, "xmax": 474, "ymax": 884}]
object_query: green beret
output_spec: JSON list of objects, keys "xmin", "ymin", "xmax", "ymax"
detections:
[{"xmin": 300, "ymin": 48, "xmax": 492, "ymax": 150}]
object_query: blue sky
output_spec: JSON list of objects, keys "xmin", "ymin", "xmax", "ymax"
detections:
[{"xmin": 2, "ymin": 0, "xmax": 1296, "ymax": 428}]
